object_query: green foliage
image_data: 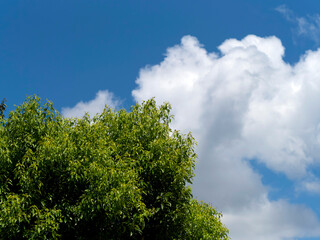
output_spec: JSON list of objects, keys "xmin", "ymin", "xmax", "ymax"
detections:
[
  {"xmin": 0, "ymin": 95, "xmax": 229, "ymax": 239},
  {"xmin": 183, "ymin": 200, "xmax": 230, "ymax": 240},
  {"xmin": 0, "ymin": 98, "xmax": 6, "ymax": 119}
]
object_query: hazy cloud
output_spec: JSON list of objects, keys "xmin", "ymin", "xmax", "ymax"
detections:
[
  {"xmin": 298, "ymin": 178, "xmax": 320, "ymax": 195},
  {"xmin": 133, "ymin": 35, "xmax": 320, "ymax": 239},
  {"xmin": 275, "ymin": 5, "xmax": 295, "ymax": 22}
]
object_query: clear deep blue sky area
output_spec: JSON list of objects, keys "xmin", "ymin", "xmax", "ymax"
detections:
[
  {"xmin": 2, "ymin": 0, "xmax": 319, "ymax": 111},
  {"xmin": 1, "ymin": 1, "xmax": 320, "ymax": 239}
]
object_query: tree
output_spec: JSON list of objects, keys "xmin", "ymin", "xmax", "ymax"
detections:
[
  {"xmin": 0, "ymin": 96, "xmax": 229, "ymax": 240},
  {"xmin": 0, "ymin": 98, "xmax": 6, "ymax": 119}
]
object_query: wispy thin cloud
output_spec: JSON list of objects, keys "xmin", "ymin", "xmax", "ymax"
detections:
[
  {"xmin": 276, "ymin": 5, "xmax": 320, "ymax": 44},
  {"xmin": 276, "ymin": 5, "xmax": 295, "ymax": 22}
]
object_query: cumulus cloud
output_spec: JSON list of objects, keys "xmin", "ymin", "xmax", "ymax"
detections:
[
  {"xmin": 132, "ymin": 35, "xmax": 320, "ymax": 239},
  {"xmin": 61, "ymin": 90, "xmax": 119, "ymax": 118},
  {"xmin": 223, "ymin": 199, "xmax": 320, "ymax": 240},
  {"xmin": 276, "ymin": 5, "xmax": 320, "ymax": 44}
]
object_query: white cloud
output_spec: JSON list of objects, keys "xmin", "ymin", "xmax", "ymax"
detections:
[
  {"xmin": 223, "ymin": 199, "xmax": 320, "ymax": 240},
  {"xmin": 303, "ymin": 181, "xmax": 320, "ymax": 194},
  {"xmin": 61, "ymin": 90, "xmax": 119, "ymax": 118},
  {"xmin": 276, "ymin": 5, "xmax": 320, "ymax": 44},
  {"xmin": 298, "ymin": 178, "xmax": 320, "ymax": 195},
  {"xmin": 132, "ymin": 35, "xmax": 320, "ymax": 240}
]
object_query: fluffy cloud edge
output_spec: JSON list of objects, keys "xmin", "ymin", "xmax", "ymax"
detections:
[
  {"xmin": 61, "ymin": 90, "xmax": 120, "ymax": 118},
  {"xmin": 132, "ymin": 34, "xmax": 320, "ymax": 240}
]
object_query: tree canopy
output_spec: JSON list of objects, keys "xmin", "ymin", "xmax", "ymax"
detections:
[
  {"xmin": 0, "ymin": 98, "xmax": 6, "ymax": 119},
  {"xmin": 0, "ymin": 96, "xmax": 229, "ymax": 239}
]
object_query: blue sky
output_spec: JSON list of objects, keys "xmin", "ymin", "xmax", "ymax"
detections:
[{"xmin": 2, "ymin": 1, "xmax": 320, "ymax": 239}]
